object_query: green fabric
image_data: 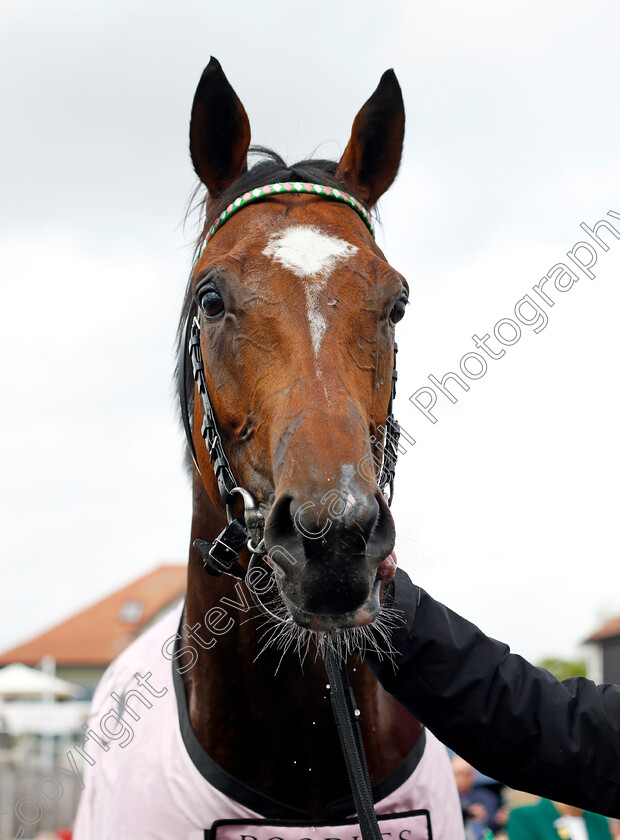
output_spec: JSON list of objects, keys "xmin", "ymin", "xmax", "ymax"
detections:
[{"xmin": 507, "ymin": 798, "xmax": 611, "ymax": 840}]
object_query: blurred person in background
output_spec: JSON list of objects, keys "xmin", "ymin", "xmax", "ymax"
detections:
[
  {"xmin": 452, "ymin": 755, "xmax": 508, "ymax": 838},
  {"xmin": 507, "ymin": 798, "xmax": 611, "ymax": 839}
]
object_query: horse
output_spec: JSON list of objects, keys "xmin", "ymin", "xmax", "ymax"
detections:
[{"xmin": 73, "ymin": 58, "xmax": 463, "ymax": 840}]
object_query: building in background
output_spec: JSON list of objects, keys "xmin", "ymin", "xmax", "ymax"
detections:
[
  {"xmin": 0, "ymin": 565, "xmax": 186, "ymax": 837},
  {"xmin": 585, "ymin": 613, "xmax": 620, "ymax": 685},
  {"xmin": 0, "ymin": 565, "xmax": 186, "ymax": 695}
]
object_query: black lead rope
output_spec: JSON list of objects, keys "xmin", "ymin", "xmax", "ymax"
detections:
[
  {"xmin": 194, "ymin": 522, "xmax": 385, "ymax": 840},
  {"xmin": 324, "ymin": 651, "xmax": 383, "ymax": 840}
]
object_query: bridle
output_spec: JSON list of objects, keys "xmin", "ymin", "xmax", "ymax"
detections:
[
  {"xmin": 179, "ymin": 181, "xmax": 402, "ymax": 840},
  {"xmin": 179, "ymin": 181, "xmax": 401, "ymax": 571}
]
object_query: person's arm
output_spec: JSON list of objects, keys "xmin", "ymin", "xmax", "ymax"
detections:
[{"xmin": 366, "ymin": 569, "xmax": 620, "ymax": 818}]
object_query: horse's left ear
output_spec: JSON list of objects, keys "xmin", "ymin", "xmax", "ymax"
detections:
[
  {"xmin": 336, "ymin": 70, "xmax": 405, "ymax": 208},
  {"xmin": 189, "ymin": 57, "xmax": 251, "ymax": 197}
]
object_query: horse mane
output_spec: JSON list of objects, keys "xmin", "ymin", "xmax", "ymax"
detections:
[{"xmin": 175, "ymin": 146, "xmax": 370, "ymax": 462}]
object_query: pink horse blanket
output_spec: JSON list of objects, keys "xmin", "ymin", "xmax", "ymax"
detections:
[{"xmin": 73, "ymin": 602, "xmax": 464, "ymax": 839}]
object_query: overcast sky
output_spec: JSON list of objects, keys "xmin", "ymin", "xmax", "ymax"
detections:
[{"xmin": 1, "ymin": 0, "xmax": 619, "ymax": 668}]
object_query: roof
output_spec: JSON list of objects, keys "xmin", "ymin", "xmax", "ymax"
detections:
[
  {"xmin": 0, "ymin": 565, "xmax": 186, "ymax": 667},
  {"xmin": 585, "ymin": 614, "xmax": 620, "ymax": 643}
]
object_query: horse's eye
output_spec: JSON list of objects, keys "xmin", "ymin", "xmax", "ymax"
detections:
[
  {"xmin": 389, "ymin": 296, "xmax": 408, "ymax": 325},
  {"xmin": 200, "ymin": 289, "xmax": 225, "ymax": 319}
]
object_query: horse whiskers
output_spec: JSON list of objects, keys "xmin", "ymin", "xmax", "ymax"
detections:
[
  {"xmin": 251, "ymin": 598, "xmax": 405, "ymax": 674},
  {"xmin": 240, "ymin": 604, "xmax": 278, "ymax": 626}
]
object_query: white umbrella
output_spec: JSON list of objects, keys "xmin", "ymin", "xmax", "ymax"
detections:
[{"xmin": 0, "ymin": 663, "xmax": 84, "ymax": 698}]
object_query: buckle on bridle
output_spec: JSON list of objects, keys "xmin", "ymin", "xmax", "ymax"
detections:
[
  {"xmin": 194, "ymin": 518, "xmax": 248, "ymax": 579},
  {"xmin": 194, "ymin": 486, "xmax": 268, "ymax": 580}
]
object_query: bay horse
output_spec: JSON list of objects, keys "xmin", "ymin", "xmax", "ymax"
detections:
[{"xmin": 72, "ymin": 58, "xmax": 463, "ymax": 839}]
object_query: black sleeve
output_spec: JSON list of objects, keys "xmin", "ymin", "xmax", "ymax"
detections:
[{"xmin": 365, "ymin": 568, "xmax": 620, "ymax": 818}]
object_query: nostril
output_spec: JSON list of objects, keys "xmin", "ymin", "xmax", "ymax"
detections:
[
  {"xmin": 366, "ymin": 492, "xmax": 381, "ymax": 536},
  {"xmin": 370, "ymin": 490, "xmax": 386, "ymax": 536},
  {"xmin": 268, "ymin": 494, "xmax": 295, "ymax": 540},
  {"xmin": 364, "ymin": 489, "xmax": 395, "ymax": 565}
]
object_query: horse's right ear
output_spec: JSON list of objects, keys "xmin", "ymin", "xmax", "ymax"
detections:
[{"xmin": 189, "ymin": 57, "xmax": 251, "ymax": 198}]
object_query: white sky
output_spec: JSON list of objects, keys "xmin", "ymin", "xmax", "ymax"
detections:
[{"xmin": 1, "ymin": 0, "xmax": 619, "ymax": 667}]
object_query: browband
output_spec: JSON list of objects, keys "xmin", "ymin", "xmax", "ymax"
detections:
[{"xmin": 198, "ymin": 182, "xmax": 375, "ymax": 255}]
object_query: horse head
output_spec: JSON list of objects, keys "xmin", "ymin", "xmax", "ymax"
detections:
[{"xmin": 182, "ymin": 58, "xmax": 407, "ymax": 633}]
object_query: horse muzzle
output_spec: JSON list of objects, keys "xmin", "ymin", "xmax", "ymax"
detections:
[{"xmin": 263, "ymin": 486, "xmax": 396, "ymax": 629}]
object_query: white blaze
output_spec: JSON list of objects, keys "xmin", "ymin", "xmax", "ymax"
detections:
[
  {"xmin": 263, "ymin": 225, "xmax": 358, "ymax": 279},
  {"xmin": 262, "ymin": 225, "xmax": 358, "ymax": 357}
]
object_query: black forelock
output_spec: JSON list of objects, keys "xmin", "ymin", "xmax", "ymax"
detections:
[{"xmin": 202, "ymin": 146, "xmax": 366, "ymax": 241}]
